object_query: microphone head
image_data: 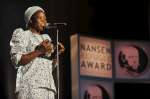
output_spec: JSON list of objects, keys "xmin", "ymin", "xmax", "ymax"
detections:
[
  {"xmin": 45, "ymin": 23, "xmax": 51, "ymax": 29},
  {"xmin": 45, "ymin": 23, "xmax": 57, "ymax": 29},
  {"xmin": 45, "ymin": 22, "xmax": 67, "ymax": 29}
]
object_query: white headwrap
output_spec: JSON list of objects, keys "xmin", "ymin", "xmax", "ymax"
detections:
[{"xmin": 24, "ymin": 6, "xmax": 44, "ymax": 27}]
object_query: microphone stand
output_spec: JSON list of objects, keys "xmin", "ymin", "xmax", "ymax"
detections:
[
  {"xmin": 46, "ymin": 23, "xmax": 67, "ymax": 99},
  {"xmin": 56, "ymin": 28, "xmax": 60, "ymax": 99}
]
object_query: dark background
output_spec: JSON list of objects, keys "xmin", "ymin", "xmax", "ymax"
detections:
[{"xmin": 0, "ymin": 0, "xmax": 150, "ymax": 99}]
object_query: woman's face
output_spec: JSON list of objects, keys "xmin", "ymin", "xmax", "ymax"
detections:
[{"xmin": 31, "ymin": 11, "xmax": 47, "ymax": 32}]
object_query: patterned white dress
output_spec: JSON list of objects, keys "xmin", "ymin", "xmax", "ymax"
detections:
[{"xmin": 10, "ymin": 28, "xmax": 56, "ymax": 99}]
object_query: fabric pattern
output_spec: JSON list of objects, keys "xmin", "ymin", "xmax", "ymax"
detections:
[{"xmin": 10, "ymin": 29, "xmax": 56, "ymax": 99}]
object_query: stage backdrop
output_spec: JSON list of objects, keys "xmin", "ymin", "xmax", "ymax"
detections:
[{"xmin": 71, "ymin": 34, "xmax": 150, "ymax": 99}]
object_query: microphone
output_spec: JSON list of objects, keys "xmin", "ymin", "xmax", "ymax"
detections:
[
  {"xmin": 53, "ymin": 22, "xmax": 67, "ymax": 26},
  {"xmin": 45, "ymin": 23, "xmax": 57, "ymax": 29},
  {"xmin": 45, "ymin": 22, "xmax": 67, "ymax": 29}
]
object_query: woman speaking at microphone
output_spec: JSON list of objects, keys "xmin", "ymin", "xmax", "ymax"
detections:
[{"xmin": 10, "ymin": 6, "xmax": 64, "ymax": 99}]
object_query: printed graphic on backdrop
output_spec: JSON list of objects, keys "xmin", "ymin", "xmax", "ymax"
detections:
[
  {"xmin": 115, "ymin": 41, "xmax": 150, "ymax": 79},
  {"xmin": 80, "ymin": 79, "xmax": 113, "ymax": 99},
  {"xmin": 80, "ymin": 36, "xmax": 112, "ymax": 78}
]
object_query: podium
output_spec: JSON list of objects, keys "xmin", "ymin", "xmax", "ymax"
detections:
[{"xmin": 71, "ymin": 34, "xmax": 113, "ymax": 99}]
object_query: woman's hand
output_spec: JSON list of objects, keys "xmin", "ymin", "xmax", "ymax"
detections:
[
  {"xmin": 42, "ymin": 39, "xmax": 54, "ymax": 54},
  {"xmin": 35, "ymin": 39, "xmax": 54, "ymax": 55},
  {"xmin": 58, "ymin": 42, "xmax": 65, "ymax": 54}
]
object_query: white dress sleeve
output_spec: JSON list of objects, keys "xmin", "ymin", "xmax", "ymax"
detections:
[{"xmin": 10, "ymin": 28, "xmax": 29, "ymax": 68}]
